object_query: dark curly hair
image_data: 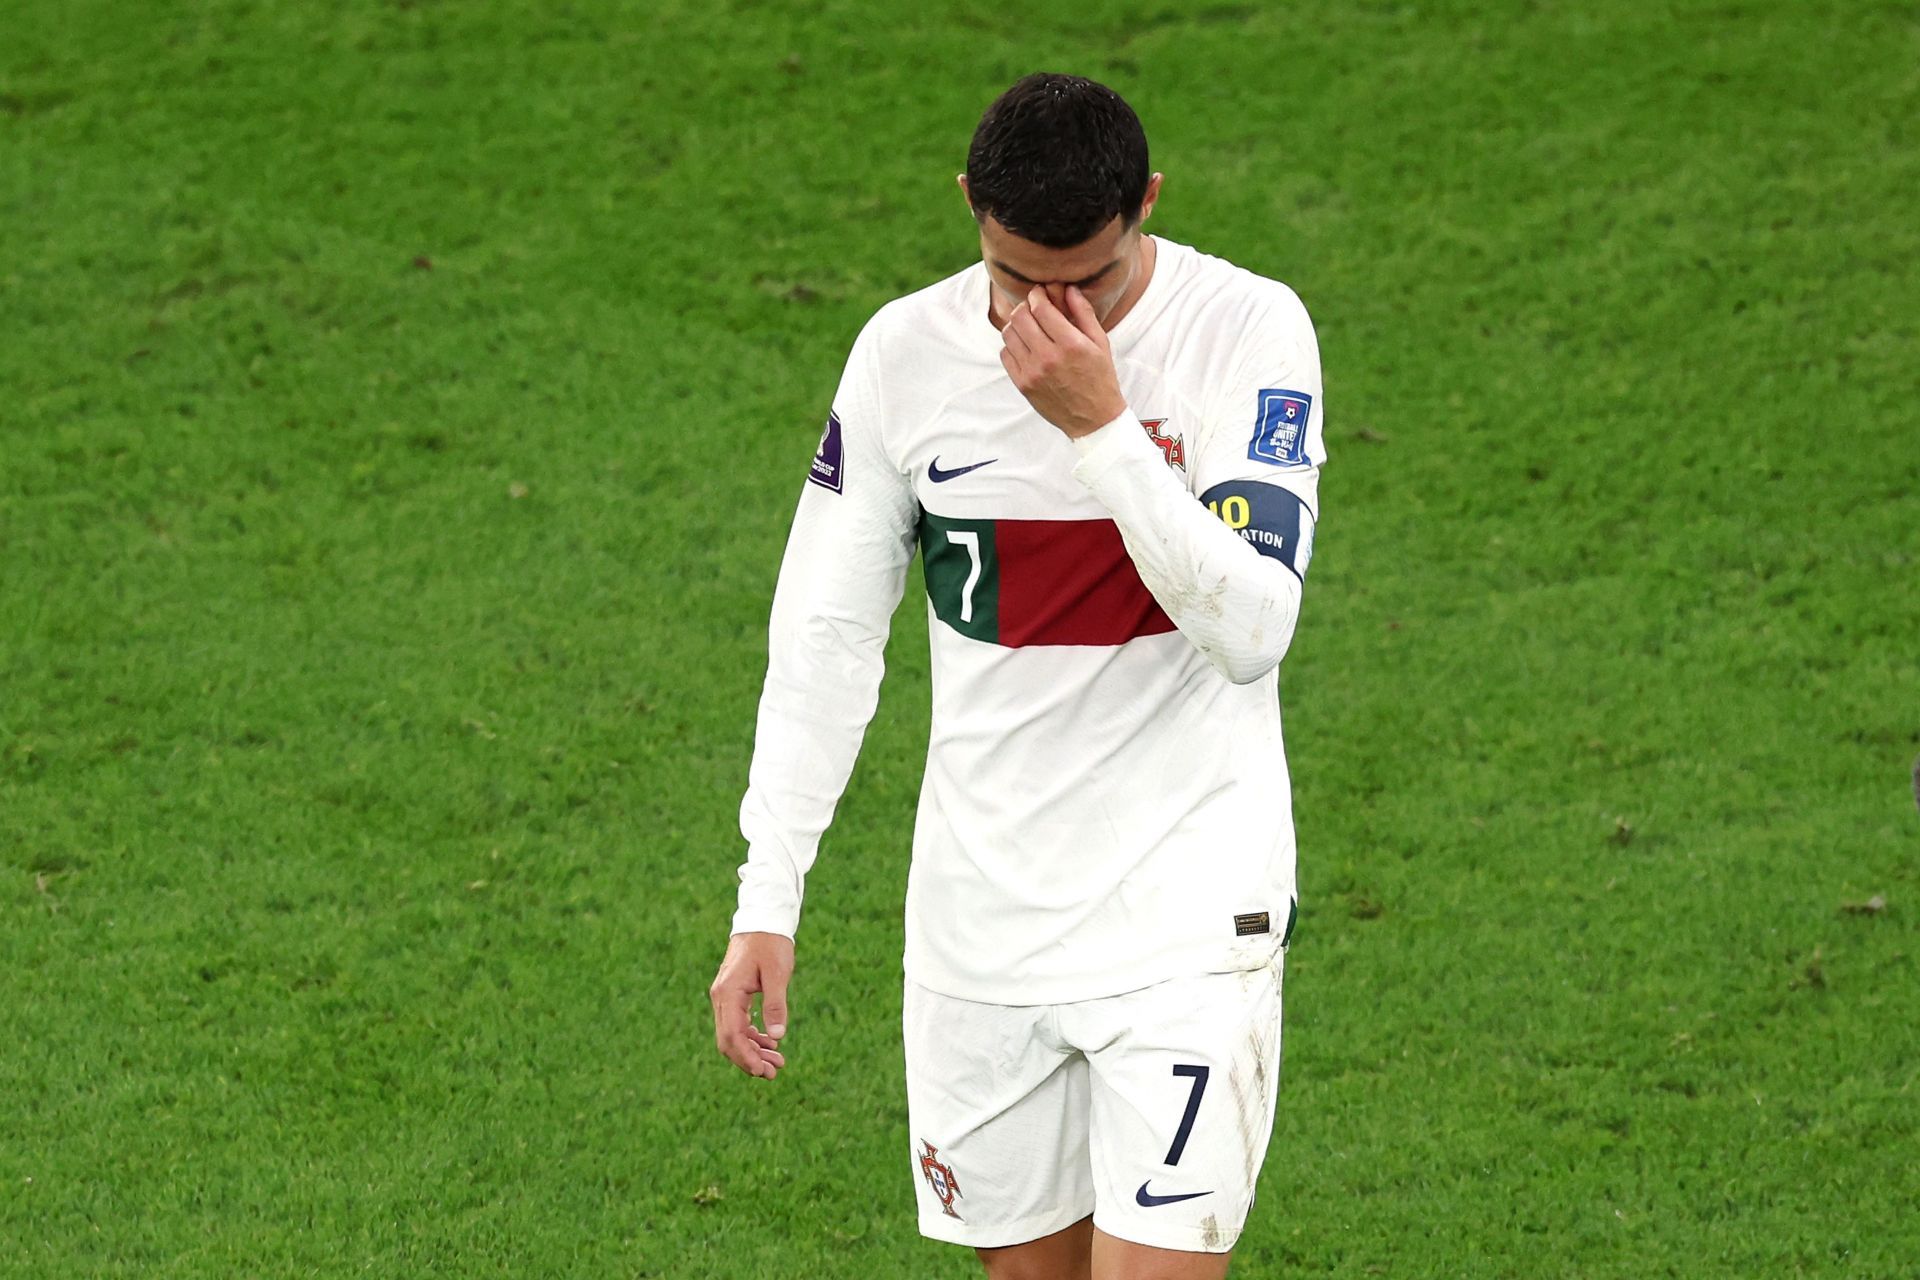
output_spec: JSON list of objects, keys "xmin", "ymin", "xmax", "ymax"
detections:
[{"xmin": 965, "ymin": 73, "xmax": 1150, "ymax": 249}]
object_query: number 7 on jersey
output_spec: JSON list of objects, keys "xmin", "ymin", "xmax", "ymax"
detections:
[{"xmin": 918, "ymin": 511, "xmax": 999, "ymax": 642}]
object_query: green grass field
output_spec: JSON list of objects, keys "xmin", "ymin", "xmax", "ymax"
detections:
[{"xmin": 4, "ymin": 1, "xmax": 1917, "ymax": 1275}]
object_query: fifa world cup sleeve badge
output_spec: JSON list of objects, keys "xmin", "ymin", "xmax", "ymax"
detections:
[
  {"xmin": 808, "ymin": 411, "xmax": 845, "ymax": 493},
  {"xmin": 917, "ymin": 1140, "xmax": 964, "ymax": 1219}
]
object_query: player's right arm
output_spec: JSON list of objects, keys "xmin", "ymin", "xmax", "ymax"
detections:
[
  {"xmin": 1062, "ymin": 284, "xmax": 1323, "ymax": 685},
  {"xmin": 710, "ymin": 313, "xmax": 918, "ymax": 1080}
]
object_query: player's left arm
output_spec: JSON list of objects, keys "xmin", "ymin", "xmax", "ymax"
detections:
[{"xmin": 1002, "ymin": 284, "xmax": 1321, "ymax": 684}]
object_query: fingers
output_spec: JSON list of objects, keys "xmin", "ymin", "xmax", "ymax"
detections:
[
  {"xmin": 1001, "ymin": 300, "xmax": 1035, "ymax": 358},
  {"xmin": 1063, "ymin": 286, "xmax": 1106, "ymax": 342},
  {"xmin": 711, "ymin": 983, "xmax": 776, "ymax": 1079},
  {"xmin": 744, "ymin": 1026, "xmax": 787, "ymax": 1073},
  {"xmin": 1028, "ymin": 285, "xmax": 1091, "ymax": 347},
  {"xmin": 721, "ymin": 1017, "xmax": 781, "ymax": 1078}
]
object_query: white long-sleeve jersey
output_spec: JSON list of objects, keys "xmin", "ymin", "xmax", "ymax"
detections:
[{"xmin": 732, "ymin": 236, "xmax": 1325, "ymax": 1005}]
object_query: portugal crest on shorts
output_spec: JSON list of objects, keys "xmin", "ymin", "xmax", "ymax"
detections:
[
  {"xmin": 1141, "ymin": 417, "xmax": 1185, "ymax": 470},
  {"xmin": 917, "ymin": 1140, "xmax": 964, "ymax": 1219}
]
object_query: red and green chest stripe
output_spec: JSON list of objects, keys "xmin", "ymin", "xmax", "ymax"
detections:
[{"xmin": 918, "ymin": 511, "xmax": 1176, "ymax": 647}]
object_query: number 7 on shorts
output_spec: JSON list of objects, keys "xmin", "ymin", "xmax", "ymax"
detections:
[{"xmin": 1165, "ymin": 1064, "xmax": 1209, "ymax": 1166}]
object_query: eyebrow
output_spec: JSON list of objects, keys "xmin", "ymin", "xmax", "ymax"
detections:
[{"xmin": 990, "ymin": 257, "xmax": 1121, "ymax": 289}]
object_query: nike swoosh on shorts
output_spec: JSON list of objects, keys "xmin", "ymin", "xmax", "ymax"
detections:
[{"xmin": 1135, "ymin": 1182, "xmax": 1213, "ymax": 1207}]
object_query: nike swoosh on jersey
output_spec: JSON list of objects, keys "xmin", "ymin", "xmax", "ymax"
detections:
[
  {"xmin": 927, "ymin": 457, "xmax": 998, "ymax": 483},
  {"xmin": 1135, "ymin": 1182, "xmax": 1213, "ymax": 1208}
]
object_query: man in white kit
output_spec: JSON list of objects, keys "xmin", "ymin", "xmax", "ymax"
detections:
[{"xmin": 709, "ymin": 72, "xmax": 1326, "ymax": 1280}]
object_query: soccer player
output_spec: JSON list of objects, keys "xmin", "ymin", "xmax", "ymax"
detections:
[{"xmin": 709, "ymin": 72, "xmax": 1325, "ymax": 1280}]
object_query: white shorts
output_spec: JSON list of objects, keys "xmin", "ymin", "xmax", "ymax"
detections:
[{"xmin": 903, "ymin": 953, "xmax": 1284, "ymax": 1254}]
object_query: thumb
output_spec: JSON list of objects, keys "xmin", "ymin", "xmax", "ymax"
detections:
[{"xmin": 761, "ymin": 969, "xmax": 790, "ymax": 1040}]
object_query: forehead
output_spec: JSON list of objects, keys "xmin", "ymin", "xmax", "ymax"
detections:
[{"xmin": 978, "ymin": 213, "xmax": 1130, "ymax": 283}]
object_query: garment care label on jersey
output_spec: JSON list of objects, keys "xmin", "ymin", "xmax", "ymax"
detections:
[
  {"xmin": 809, "ymin": 411, "xmax": 845, "ymax": 492},
  {"xmin": 1249, "ymin": 390, "xmax": 1313, "ymax": 466}
]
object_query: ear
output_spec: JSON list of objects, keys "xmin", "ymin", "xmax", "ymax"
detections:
[
  {"xmin": 1137, "ymin": 171, "xmax": 1164, "ymax": 224},
  {"xmin": 957, "ymin": 173, "xmax": 974, "ymax": 215}
]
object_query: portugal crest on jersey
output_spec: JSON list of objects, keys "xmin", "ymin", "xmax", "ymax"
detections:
[
  {"xmin": 1140, "ymin": 417, "xmax": 1184, "ymax": 469},
  {"xmin": 918, "ymin": 1140, "xmax": 964, "ymax": 1219}
]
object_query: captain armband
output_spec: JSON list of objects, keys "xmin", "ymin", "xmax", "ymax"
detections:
[{"xmin": 1200, "ymin": 480, "xmax": 1315, "ymax": 581}]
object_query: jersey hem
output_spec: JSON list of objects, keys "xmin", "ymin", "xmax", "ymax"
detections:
[{"xmin": 903, "ymin": 935, "xmax": 1286, "ymax": 1007}]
